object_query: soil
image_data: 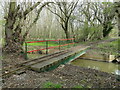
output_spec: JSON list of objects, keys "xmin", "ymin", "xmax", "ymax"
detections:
[
  {"xmin": 2, "ymin": 54, "xmax": 25, "ymax": 71},
  {"xmin": 2, "ymin": 48, "xmax": 60, "ymax": 69},
  {"xmin": 2, "ymin": 64, "xmax": 120, "ymax": 88}
]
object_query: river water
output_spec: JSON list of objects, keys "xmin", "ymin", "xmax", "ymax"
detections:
[
  {"xmin": 71, "ymin": 51, "xmax": 120, "ymax": 75},
  {"xmin": 71, "ymin": 59, "xmax": 119, "ymax": 75}
]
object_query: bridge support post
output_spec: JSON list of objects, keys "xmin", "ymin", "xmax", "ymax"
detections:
[
  {"xmin": 73, "ymin": 39, "xmax": 75, "ymax": 47},
  {"xmin": 46, "ymin": 41, "xmax": 48, "ymax": 54},
  {"xmin": 59, "ymin": 40, "xmax": 61, "ymax": 51},
  {"xmin": 24, "ymin": 42, "xmax": 28, "ymax": 60},
  {"xmin": 67, "ymin": 40, "xmax": 69, "ymax": 49}
]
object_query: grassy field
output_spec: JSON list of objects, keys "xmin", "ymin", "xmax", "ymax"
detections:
[
  {"xmin": 24, "ymin": 41, "xmax": 59, "ymax": 47},
  {"xmin": 24, "ymin": 39, "xmax": 74, "ymax": 46},
  {"xmin": 24, "ymin": 40, "xmax": 74, "ymax": 50}
]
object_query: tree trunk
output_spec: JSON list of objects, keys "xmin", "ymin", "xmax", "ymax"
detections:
[
  {"xmin": 116, "ymin": 9, "xmax": 120, "ymax": 36},
  {"xmin": 102, "ymin": 23, "xmax": 113, "ymax": 37},
  {"xmin": 3, "ymin": 2, "xmax": 24, "ymax": 56},
  {"xmin": 64, "ymin": 30, "xmax": 69, "ymax": 39},
  {"xmin": 115, "ymin": 2, "xmax": 120, "ymax": 36},
  {"xmin": 118, "ymin": 17, "xmax": 120, "ymax": 37},
  {"xmin": 4, "ymin": 40, "xmax": 23, "ymax": 54},
  {"xmin": 64, "ymin": 20, "xmax": 69, "ymax": 39},
  {"xmin": 64, "ymin": 26, "xmax": 69, "ymax": 39},
  {"xmin": 3, "ymin": 2, "xmax": 48, "ymax": 56},
  {"xmin": 70, "ymin": 21, "xmax": 76, "ymax": 41}
]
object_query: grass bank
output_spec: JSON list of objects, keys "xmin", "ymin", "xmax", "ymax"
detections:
[{"xmin": 90, "ymin": 38, "xmax": 119, "ymax": 56}]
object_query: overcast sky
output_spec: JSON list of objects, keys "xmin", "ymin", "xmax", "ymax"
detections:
[{"xmin": 0, "ymin": 0, "xmax": 118, "ymax": 2}]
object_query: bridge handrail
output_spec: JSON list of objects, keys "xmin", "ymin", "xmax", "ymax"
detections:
[
  {"xmin": 26, "ymin": 38, "xmax": 74, "ymax": 43},
  {"xmin": 24, "ymin": 38, "xmax": 75, "ymax": 59},
  {"xmin": 27, "ymin": 43, "xmax": 74, "ymax": 53}
]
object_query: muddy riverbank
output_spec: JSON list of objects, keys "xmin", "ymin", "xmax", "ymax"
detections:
[{"xmin": 2, "ymin": 64, "xmax": 120, "ymax": 88}]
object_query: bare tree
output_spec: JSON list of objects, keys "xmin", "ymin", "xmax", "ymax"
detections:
[
  {"xmin": 74, "ymin": 2, "xmax": 115, "ymax": 40},
  {"xmin": 47, "ymin": 0, "xmax": 79, "ymax": 39},
  {"xmin": 92, "ymin": 2, "xmax": 115, "ymax": 37},
  {"xmin": 3, "ymin": 0, "xmax": 50, "ymax": 56}
]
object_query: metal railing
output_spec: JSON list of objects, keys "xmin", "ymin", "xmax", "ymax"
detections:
[{"xmin": 24, "ymin": 38, "xmax": 75, "ymax": 59}]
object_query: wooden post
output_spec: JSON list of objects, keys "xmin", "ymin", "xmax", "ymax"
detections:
[
  {"xmin": 25, "ymin": 42, "xmax": 28, "ymax": 60},
  {"xmin": 73, "ymin": 38, "xmax": 75, "ymax": 47},
  {"xmin": 59, "ymin": 40, "xmax": 60, "ymax": 51},
  {"xmin": 71, "ymin": 39, "xmax": 73, "ymax": 47},
  {"xmin": 67, "ymin": 40, "xmax": 69, "ymax": 48},
  {"xmin": 46, "ymin": 41, "xmax": 48, "ymax": 54}
]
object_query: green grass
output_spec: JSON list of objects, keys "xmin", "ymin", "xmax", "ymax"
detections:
[
  {"xmin": 98, "ymin": 40, "xmax": 118, "ymax": 48},
  {"xmin": 2, "ymin": 39, "xmax": 73, "ymax": 47},
  {"xmin": 24, "ymin": 41, "xmax": 58, "ymax": 47},
  {"xmin": 43, "ymin": 82, "xmax": 62, "ymax": 88},
  {"xmin": 27, "ymin": 42, "xmax": 55, "ymax": 46},
  {"xmin": 24, "ymin": 40, "xmax": 71, "ymax": 47},
  {"xmin": 73, "ymin": 85, "xmax": 83, "ymax": 88},
  {"xmin": 23, "ymin": 40, "xmax": 75, "ymax": 59},
  {"xmin": 73, "ymin": 37, "xmax": 107, "ymax": 47},
  {"xmin": 96, "ymin": 39, "xmax": 119, "ymax": 55},
  {"xmin": 42, "ymin": 82, "xmax": 88, "ymax": 88},
  {"xmin": 23, "ymin": 40, "xmax": 74, "ymax": 52}
]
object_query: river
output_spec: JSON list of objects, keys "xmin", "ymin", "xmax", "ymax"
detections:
[{"xmin": 71, "ymin": 59, "xmax": 120, "ymax": 75}]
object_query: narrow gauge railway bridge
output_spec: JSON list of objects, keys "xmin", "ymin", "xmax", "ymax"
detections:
[{"xmin": 1, "ymin": 38, "xmax": 89, "ymax": 77}]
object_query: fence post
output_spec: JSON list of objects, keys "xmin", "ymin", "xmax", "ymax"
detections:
[
  {"xmin": 73, "ymin": 38, "xmax": 75, "ymax": 47},
  {"xmin": 46, "ymin": 40, "xmax": 48, "ymax": 54},
  {"xmin": 59, "ymin": 40, "xmax": 60, "ymax": 51},
  {"xmin": 67, "ymin": 40, "xmax": 69, "ymax": 49},
  {"xmin": 25, "ymin": 42, "xmax": 28, "ymax": 60},
  {"xmin": 70, "ymin": 39, "xmax": 73, "ymax": 47}
]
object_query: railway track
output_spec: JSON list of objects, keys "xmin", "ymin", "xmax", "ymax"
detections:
[{"xmin": 1, "ymin": 50, "xmax": 69, "ymax": 78}]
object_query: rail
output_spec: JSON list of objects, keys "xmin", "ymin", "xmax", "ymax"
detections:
[{"xmin": 24, "ymin": 38, "xmax": 75, "ymax": 59}]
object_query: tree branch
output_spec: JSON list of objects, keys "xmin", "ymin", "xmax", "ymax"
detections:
[
  {"xmin": 68, "ymin": 0, "xmax": 78, "ymax": 18},
  {"xmin": 22, "ymin": 2, "xmax": 51, "ymax": 43},
  {"xmin": 56, "ymin": 18, "xmax": 65, "ymax": 30},
  {"xmin": 23, "ymin": 2, "xmax": 41, "ymax": 19},
  {"xmin": 47, "ymin": 5, "xmax": 65, "ymax": 22}
]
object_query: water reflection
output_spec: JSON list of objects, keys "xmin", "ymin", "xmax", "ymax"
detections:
[{"xmin": 71, "ymin": 59, "xmax": 119, "ymax": 75}]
